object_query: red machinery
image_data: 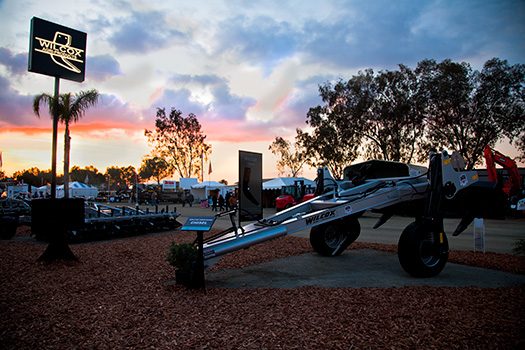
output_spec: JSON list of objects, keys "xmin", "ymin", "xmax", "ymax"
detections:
[
  {"xmin": 484, "ymin": 145, "xmax": 524, "ymax": 213},
  {"xmin": 484, "ymin": 146, "xmax": 523, "ymax": 197},
  {"xmin": 275, "ymin": 180, "xmax": 315, "ymax": 211}
]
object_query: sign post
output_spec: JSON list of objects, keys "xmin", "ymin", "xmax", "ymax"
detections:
[
  {"xmin": 28, "ymin": 17, "xmax": 87, "ymax": 263},
  {"xmin": 28, "ymin": 16, "xmax": 87, "ymax": 199}
]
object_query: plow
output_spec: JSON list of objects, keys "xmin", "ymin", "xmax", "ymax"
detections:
[{"xmin": 193, "ymin": 151, "xmax": 506, "ymax": 284}]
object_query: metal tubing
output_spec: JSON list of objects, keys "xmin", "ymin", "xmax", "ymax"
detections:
[{"xmin": 204, "ymin": 225, "xmax": 288, "ymax": 259}]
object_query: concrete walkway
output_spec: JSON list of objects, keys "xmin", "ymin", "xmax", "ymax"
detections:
[
  {"xmin": 126, "ymin": 202, "xmax": 525, "ymax": 289},
  {"xmin": 205, "ymin": 249, "xmax": 525, "ymax": 289}
]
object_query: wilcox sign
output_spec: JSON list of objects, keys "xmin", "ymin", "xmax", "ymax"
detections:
[{"xmin": 28, "ymin": 17, "xmax": 87, "ymax": 82}]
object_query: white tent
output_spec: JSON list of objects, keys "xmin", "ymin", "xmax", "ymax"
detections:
[
  {"xmin": 191, "ymin": 181, "xmax": 227, "ymax": 202},
  {"xmin": 262, "ymin": 177, "xmax": 316, "ymax": 190},
  {"xmin": 31, "ymin": 185, "xmax": 50, "ymax": 197},
  {"xmin": 56, "ymin": 182, "xmax": 98, "ymax": 199}
]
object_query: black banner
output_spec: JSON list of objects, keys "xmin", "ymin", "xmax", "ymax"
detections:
[{"xmin": 238, "ymin": 151, "xmax": 262, "ymax": 222}]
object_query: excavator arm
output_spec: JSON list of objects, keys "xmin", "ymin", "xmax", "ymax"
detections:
[{"xmin": 484, "ymin": 145, "xmax": 523, "ymax": 196}]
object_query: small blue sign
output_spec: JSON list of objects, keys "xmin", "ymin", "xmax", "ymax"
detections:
[{"xmin": 181, "ymin": 216, "xmax": 216, "ymax": 231}]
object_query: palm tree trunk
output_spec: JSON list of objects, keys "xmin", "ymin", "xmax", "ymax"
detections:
[{"xmin": 64, "ymin": 124, "xmax": 71, "ymax": 198}]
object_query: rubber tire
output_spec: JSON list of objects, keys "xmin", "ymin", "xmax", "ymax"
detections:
[
  {"xmin": 398, "ymin": 221, "xmax": 449, "ymax": 278},
  {"xmin": 310, "ymin": 216, "xmax": 361, "ymax": 256}
]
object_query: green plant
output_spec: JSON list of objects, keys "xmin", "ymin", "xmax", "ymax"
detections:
[
  {"xmin": 512, "ymin": 238, "xmax": 525, "ymax": 255},
  {"xmin": 166, "ymin": 242, "xmax": 197, "ymax": 272}
]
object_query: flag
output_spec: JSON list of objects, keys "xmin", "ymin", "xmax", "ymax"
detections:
[
  {"xmin": 135, "ymin": 172, "xmax": 138, "ymax": 184},
  {"xmin": 84, "ymin": 174, "xmax": 89, "ymax": 183},
  {"xmin": 208, "ymin": 161, "xmax": 212, "ymax": 175},
  {"xmin": 0, "ymin": 151, "xmax": 2, "ymax": 168}
]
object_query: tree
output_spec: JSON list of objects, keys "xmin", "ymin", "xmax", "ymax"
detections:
[
  {"xmin": 139, "ymin": 157, "xmax": 170, "ymax": 185},
  {"xmin": 33, "ymin": 89, "xmax": 100, "ymax": 196},
  {"xmin": 303, "ymin": 58, "xmax": 524, "ymax": 172},
  {"xmin": 368, "ymin": 66, "xmax": 426, "ymax": 163},
  {"xmin": 417, "ymin": 58, "xmax": 525, "ymax": 168},
  {"xmin": 106, "ymin": 166, "xmax": 137, "ymax": 191},
  {"xmin": 145, "ymin": 108, "xmax": 211, "ymax": 180},
  {"xmin": 70, "ymin": 165, "xmax": 106, "ymax": 186},
  {"xmin": 268, "ymin": 136, "xmax": 308, "ymax": 177},
  {"xmin": 11, "ymin": 167, "xmax": 54, "ymax": 188},
  {"xmin": 311, "ymin": 68, "xmax": 425, "ymax": 165},
  {"xmin": 296, "ymin": 126, "xmax": 359, "ymax": 181},
  {"xmin": 474, "ymin": 58, "xmax": 525, "ymax": 162}
]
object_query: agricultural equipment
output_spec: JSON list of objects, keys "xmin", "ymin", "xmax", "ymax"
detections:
[
  {"xmin": 0, "ymin": 198, "xmax": 31, "ymax": 239},
  {"xmin": 198, "ymin": 151, "xmax": 506, "ymax": 279},
  {"xmin": 275, "ymin": 180, "xmax": 315, "ymax": 211},
  {"xmin": 27, "ymin": 200, "xmax": 182, "ymax": 243}
]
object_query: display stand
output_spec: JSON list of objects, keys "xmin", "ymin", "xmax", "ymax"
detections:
[{"xmin": 180, "ymin": 216, "xmax": 217, "ymax": 293}]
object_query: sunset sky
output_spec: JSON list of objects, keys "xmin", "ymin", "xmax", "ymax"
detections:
[{"xmin": 1, "ymin": 0, "xmax": 524, "ymax": 183}]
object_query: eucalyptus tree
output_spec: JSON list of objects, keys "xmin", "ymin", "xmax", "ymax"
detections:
[
  {"xmin": 145, "ymin": 108, "xmax": 211, "ymax": 180},
  {"xmin": 268, "ymin": 135, "xmax": 308, "ymax": 177}
]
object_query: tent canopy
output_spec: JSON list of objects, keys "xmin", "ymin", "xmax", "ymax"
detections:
[
  {"xmin": 263, "ymin": 177, "xmax": 316, "ymax": 190},
  {"xmin": 56, "ymin": 181, "xmax": 96, "ymax": 189},
  {"xmin": 56, "ymin": 182, "xmax": 98, "ymax": 199},
  {"xmin": 191, "ymin": 181, "xmax": 227, "ymax": 189}
]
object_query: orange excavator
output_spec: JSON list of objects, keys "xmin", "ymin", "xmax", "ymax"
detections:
[{"xmin": 483, "ymin": 145, "xmax": 524, "ymax": 213}]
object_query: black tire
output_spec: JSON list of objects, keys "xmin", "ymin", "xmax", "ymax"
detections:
[
  {"xmin": 310, "ymin": 216, "xmax": 361, "ymax": 256},
  {"xmin": 398, "ymin": 221, "xmax": 449, "ymax": 277}
]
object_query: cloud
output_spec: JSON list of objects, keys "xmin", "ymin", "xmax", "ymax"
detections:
[
  {"xmin": 108, "ymin": 11, "xmax": 188, "ymax": 54},
  {"xmin": 165, "ymin": 73, "xmax": 257, "ymax": 121},
  {"xmin": 214, "ymin": 15, "xmax": 299, "ymax": 74},
  {"xmin": 86, "ymin": 54, "xmax": 122, "ymax": 81},
  {"xmin": 0, "ymin": 75, "xmax": 48, "ymax": 129},
  {"xmin": 0, "ymin": 47, "xmax": 27, "ymax": 76},
  {"xmin": 297, "ymin": 0, "xmax": 525, "ymax": 70}
]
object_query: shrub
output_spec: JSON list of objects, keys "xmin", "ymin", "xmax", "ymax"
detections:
[
  {"xmin": 166, "ymin": 242, "xmax": 198, "ymax": 272},
  {"xmin": 512, "ymin": 238, "xmax": 525, "ymax": 255}
]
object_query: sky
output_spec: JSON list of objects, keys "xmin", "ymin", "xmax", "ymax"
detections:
[{"xmin": 0, "ymin": 0, "xmax": 524, "ymax": 184}]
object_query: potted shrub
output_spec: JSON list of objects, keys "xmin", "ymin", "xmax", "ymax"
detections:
[{"xmin": 166, "ymin": 242, "xmax": 198, "ymax": 286}]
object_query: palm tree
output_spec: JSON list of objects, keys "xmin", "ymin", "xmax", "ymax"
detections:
[{"xmin": 33, "ymin": 89, "xmax": 100, "ymax": 198}]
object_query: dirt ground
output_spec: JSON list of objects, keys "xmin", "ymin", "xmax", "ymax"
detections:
[{"xmin": 1, "ymin": 226, "xmax": 524, "ymax": 349}]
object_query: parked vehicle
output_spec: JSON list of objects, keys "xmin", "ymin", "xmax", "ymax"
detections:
[{"xmin": 275, "ymin": 180, "xmax": 315, "ymax": 211}]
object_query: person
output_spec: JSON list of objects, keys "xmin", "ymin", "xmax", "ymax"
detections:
[
  {"xmin": 229, "ymin": 193, "xmax": 237, "ymax": 211},
  {"xmin": 181, "ymin": 192, "xmax": 187, "ymax": 207},
  {"xmin": 212, "ymin": 193, "xmax": 218, "ymax": 211},
  {"xmin": 187, "ymin": 192, "xmax": 194, "ymax": 207},
  {"xmin": 225, "ymin": 191, "xmax": 231, "ymax": 207},
  {"xmin": 151, "ymin": 191, "xmax": 157, "ymax": 207},
  {"xmin": 218, "ymin": 193, "xmax": 225, "ymax": 211}
]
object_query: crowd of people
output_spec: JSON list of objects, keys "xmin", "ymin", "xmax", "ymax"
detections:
[{"xmin": 211, "ymin": 191, "xmax": 237, "ymax": 212}]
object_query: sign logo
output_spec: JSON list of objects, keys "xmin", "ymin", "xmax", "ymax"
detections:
[
  {"xmin": 34, "ymin": 32, "xmax": 84, "ymax": 73},
  {"xmin": 305, "ymin": 209, "xmax": 336, "ymax": 225},
  {"xmin": 459, "ymin": 173, "xmax": 468, "ymax": 187},
  {"xmin": 29, "ymin": 17, "xmax": 87, "ymax": 82}
]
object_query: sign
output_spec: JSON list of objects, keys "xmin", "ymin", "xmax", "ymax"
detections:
[
  {"xmin": 239, "ymin": 151, "xmax": 263, "ymax": 221},
  {"xmin": 28, "ymin": 17, "xmax": 87, "ymax": 82},
  {"xmin": 181, "ymin": 216, "xmax": 217, "ymax": 232},
  {"xmin": 162, "ymin": 180, "xmax": 178, "ymax": 191}
]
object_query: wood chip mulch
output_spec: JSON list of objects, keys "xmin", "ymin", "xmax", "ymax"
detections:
[{"xmin": 1, "ymin": 229, "xmax": 524, "ymax": 349}]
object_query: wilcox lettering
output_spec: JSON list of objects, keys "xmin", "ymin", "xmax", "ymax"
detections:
[{"xmin": 305, "ymin": 210, "xmax": 336, "ymax": 225}]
